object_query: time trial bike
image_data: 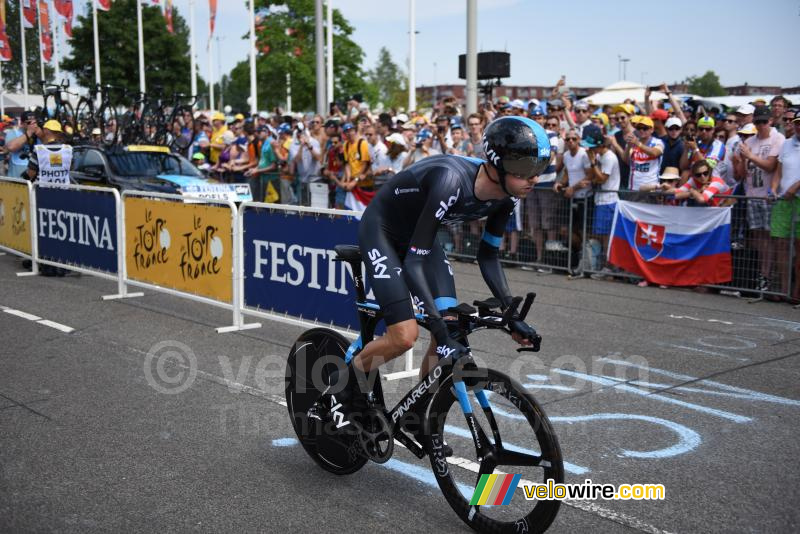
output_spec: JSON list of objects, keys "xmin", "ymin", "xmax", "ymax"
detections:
[{"xmin": 285, "ymin": 244, "xmax": 564, "ymax": 533}]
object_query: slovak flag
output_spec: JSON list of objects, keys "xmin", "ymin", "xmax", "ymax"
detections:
[{"xmin": 608, "ymin": 200, "xmax": 732, "ymax": 286}]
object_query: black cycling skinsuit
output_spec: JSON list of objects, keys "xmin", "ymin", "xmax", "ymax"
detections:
[{"xmin": 359, "ymin": 154, "xmax": 516, "ymax": 345}]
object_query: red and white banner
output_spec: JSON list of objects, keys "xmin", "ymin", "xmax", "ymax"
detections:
[
  {"xmin": 208, "ymin": 0, "xmax": 217, "ymax": 40},
  {"xmin": 22, "ymin": 0, "xmax": 36, "ymax": 28},
  {"xmin": 54, "ymin": 0, "xmax": 73, "ymax": 37},
  {"xmin": 0, "ymin": 0, "xmax": 11, "ymax": 62},
  {"xmin": 164, "ymin": 0, "xmax": 173, "ymax": 34},
  {"xmin": 96, "ymin": 0, "xmax": 112, "ymax": 12},
  {"xmin": 38, "ymin": 0, "xmax": 52, "ymax": 63}
]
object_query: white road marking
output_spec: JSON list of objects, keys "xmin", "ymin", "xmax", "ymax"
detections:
[
  {"xmin": 2, "ymin": 306, "xmax": 74, "ymax": 333},
  {"xmin": 36, "ymin": 319, "xmax": 75, "ymax": 333},
  {"xmin": 4, "ymin": 308, "xmax": 42, "ymax": 321}
]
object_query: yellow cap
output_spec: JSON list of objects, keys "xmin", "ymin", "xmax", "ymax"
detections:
[
  {"xmin": 636, "ymin": 116, "xmax": 654, "ymax": 129},
  {"xmin": 612, "ymin": 103, "xmax": 635, "ymax": 116},
  {"xmin": 234, "ymin": 113, "xmax": 245, "ymax": 121},
  {"xmin": 212, "ymin": 112, "xmax": 225, "ymax": 122},
  {"xmin": 43, "ymin": 119, "xmax": 62, "ymax": 132},
  {"xmin": 592, "ymin": 112, "xmax": 609, "ymax": 128}
]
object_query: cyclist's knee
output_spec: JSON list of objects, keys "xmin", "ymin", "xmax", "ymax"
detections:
[{"xmin": 387, "ymin": 320, "xmax": 418, "ymax": 354}]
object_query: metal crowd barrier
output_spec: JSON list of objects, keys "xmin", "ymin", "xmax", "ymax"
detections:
[{"xmin": 246, "ymin": 176, "xmax": 799, "ymax": 302}]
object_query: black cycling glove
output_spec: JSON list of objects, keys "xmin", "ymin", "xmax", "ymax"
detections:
[{"xmin": 509, "ymin": 319, "xmax": 537, "ymax": 342}]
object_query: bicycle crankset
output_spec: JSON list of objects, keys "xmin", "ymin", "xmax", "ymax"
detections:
[{"xmin": 356, "ymin": 408, "xmax": 394, "ymax": 464}]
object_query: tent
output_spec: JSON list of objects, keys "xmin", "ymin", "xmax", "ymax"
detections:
[{"xmin": 581, "ymin": 81, "xmax": 667, "ymax": 106}]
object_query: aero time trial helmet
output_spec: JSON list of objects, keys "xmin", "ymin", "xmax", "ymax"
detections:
[{"xmin": 482, "ymin": 117, "xmax": 552, "ymax": 193}]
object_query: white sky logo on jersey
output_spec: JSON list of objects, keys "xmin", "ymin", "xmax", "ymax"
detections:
[
  {"xmin": 435, "ymin": 188, "xmax": 461, "ymax": 220},
  {"xmin": 368, "ymin": 248, "xmax": 390, "ymax": 279}
]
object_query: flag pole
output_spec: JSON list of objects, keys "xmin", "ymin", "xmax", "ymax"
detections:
[
  {"xmin": 20, "ymin": 0, "xmax": 28, "ymax": 108},
  {"xmin": 248, "ymin": 0, "xmax": 256, "ymax": 115},
  {"xmin": 137, "ymin": 0, "xmax": 145, "ymax": 93},
  {"xmin": 189, "ymin": 0, "xmax": 196, "ymax": 104},
  {"xmin": 92, "ymin": 0, "xmax": 100, "ymax": 103},
  {"xmin": 0, "ymin": 63, "xmax": 5, "ymax": 118},
  {"xmin": 36, "ymin": 1, "xmax": 44, "ymax": 82},
  {"xmin": 326, "ymin": 0, "xmax": 332, "ymax": 107},
  {"xmin": 208, "ymin": 37, "xmax": 214, "ymax": 112}
]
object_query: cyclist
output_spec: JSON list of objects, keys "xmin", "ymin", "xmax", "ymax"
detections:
[{"xmin": 317, "ymin": 117, "xmax": 552, "ymax": 428}]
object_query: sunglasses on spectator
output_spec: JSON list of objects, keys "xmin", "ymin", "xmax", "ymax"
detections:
[
  {"xmin": 694, "ymin": 170, "xmax": 710, "ymax": 177},
  {"xmin": 566, "ymin": 137, "xmax": 579, "ymax": 141},
  {"xmin": 724, "ymin": 119, "xmax": 736, "ymax": 123},
  {"xmin": 635, "ymin": 125, "xmax": 651, "ymax": 131},
  {"xmin": 697, "ymin": 127, "xmax": 713, "ymax": 131},
  {"xmin": 667, "ymin": 126, "xmax": 681, "ymax": 131},
  {"xmin": 468, "ymin": 122, "xmax": 481, "ymax": 127},
  {"xmin": 311, "ymin": 120, "xmax": 321, "ymax": 124},
  {"xmin": 546, "ymin": 123, "xmax": 559, "ymax": 128},
  {"xmin": 754, "ymin": 120, "xmax": 768, "ymax": 125},
  {"xmin": 615, "ymin": 115, "xmax": 627, "ymax": 121}
]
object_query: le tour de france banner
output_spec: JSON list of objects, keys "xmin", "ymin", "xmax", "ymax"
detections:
[
  {"xmin": 124, "ymin": 197, "xmax": 233, "ymax": 303},
  {"xmin": 242, "ymin": 207, "xmax": 373, "ymax": 331},
  {"xmin": 36, "ymin": 187, "xmax": 118, "ymax": 272},
  {"xmin": 0, "ymin": 180, "xmax": 32, "ymax": 255}
]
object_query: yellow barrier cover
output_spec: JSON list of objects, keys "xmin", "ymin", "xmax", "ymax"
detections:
[
  {"xmin": 0, "ymin": 181, "xmax": 32, "ymax": 254},
  {"xmin": 125, "ymin": 197, "xmax": 233, "ymax": 303}
]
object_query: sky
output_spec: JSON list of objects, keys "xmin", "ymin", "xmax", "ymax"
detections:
[{"xmin": 68, "ymin": 0, "xmax": 798, "ymax": 91}]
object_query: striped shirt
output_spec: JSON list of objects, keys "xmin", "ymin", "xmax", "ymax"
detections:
[{"xmin": 678, "ymin": 175, "xmax": 730, "ymax": 206}]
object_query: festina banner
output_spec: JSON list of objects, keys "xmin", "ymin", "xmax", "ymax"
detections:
[
  {"xmin": 0, "ymin": 0, "xmax": 11, "ymax": 62},
  {"xmin": 38, "ymin": 0, "xmax": 52, "ymax": 63}
]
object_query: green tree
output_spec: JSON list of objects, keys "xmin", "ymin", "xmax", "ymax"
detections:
[
  {"xmin": 222, "ymin": 0, "xmax": 367, "ymax": 112},
  {"xmin": 686, "ymin": 70, "xmax": 726, "ymax": 97},
  {"xmin": 364, "ymin": 47, "xmax": 407, "ymax": 110},
  {"xmin": 1, "ymin": 0, "xmax": 55, "ymax": 93},
  {"xmin": 62, "ymin": 0, "xmax": 203, "ymax": 98}
]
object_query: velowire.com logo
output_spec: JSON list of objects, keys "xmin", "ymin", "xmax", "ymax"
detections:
[{"xmin": 469, "ymin": 474, "xmax": 521, "ymax": 506}]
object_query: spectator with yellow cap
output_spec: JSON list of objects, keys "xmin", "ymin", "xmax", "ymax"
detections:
[
  {"xmin": 623, "ymin": 115, "xmax": 664, "ymax": 191},
  {"xmin": 209, "ymin": 111, "xmax": 229, "ymax": 165},
  {"xmin": 590, "ymin": 112, "xmax": 609, "ymax": 133},
  {"xmin": 680, "ymin": 116, "xmax": 725, "ymax": 176},
  {"xmin": 607, "ymin": 103, "xmax": 635, "ymax": 188}
]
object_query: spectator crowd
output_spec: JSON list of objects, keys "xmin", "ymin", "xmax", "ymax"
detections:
[{"xmin": 1, "ymin": 78, "xmax": 799, "ymax": 301}]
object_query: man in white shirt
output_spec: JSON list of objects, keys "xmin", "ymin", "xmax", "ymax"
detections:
[
  {"xmin": 624, "ymin": 116, "xmax": 664, "ymax": 191},
  {"xmin": 554, "ymin": 129, "xmax": 592, "ymax": 252},
  {"xmin": 289, "ymin": 125, "xmax": 322, "ymax": 204},
  {"xmin": 581, "ymin": 125, "xmax": 620, "ymax": 275},
  {"xmin": 770, "ymin": 112, "xmax": 800, "ymax": 298}
]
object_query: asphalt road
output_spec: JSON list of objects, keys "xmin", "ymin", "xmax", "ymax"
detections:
[{"xmin": 1, "ymin": 252, "xmax": 798, "ymax": 533}]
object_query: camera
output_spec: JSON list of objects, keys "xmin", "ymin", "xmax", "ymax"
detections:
[{"xmin": 685, "ymin": 134, "xmax": 695, "ymax": 142}]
